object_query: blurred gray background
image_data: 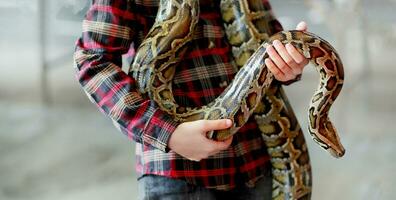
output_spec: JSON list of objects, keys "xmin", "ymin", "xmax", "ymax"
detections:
[{"xmin": 1, "ymin": 0, "xmax": 395, "ymax": 199}]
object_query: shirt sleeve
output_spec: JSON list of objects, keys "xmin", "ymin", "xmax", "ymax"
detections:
[
  {"xmin": 73, "ymin": 0, "xmax": 179, "ymax": 152},
  {"xmin": 264, "ymin": 0, "xmax": 301, "ymax": 85}
]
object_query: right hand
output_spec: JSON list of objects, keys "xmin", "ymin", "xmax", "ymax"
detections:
[{"xmin": 168, "ymin": 119, "xmax": 233, "ymax": 162}]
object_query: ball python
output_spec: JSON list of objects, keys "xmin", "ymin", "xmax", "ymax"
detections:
[{"xmin": 129, "ymin": 0, "xmax": 345, "ymax": 199}]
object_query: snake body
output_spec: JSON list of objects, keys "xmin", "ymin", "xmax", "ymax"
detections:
[{"xmin": 129, "ymin": 0, "xmax": 345, "ymax": 199}]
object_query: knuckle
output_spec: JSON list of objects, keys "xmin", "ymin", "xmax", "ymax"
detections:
[
  {"xmin": 270, "ymin": 66, "xmax": 278, "ymax": 72},
  {"xmin": 285, "ymin": 59, "xmax": 294, "ymax": 66},
  {"xmin": 279, "ymin": 64, "xmax": 288, "ymax": 71},
  {"xmin": 273, "ymin": 73, "xmax": 283, "ymax": 80},
  {"xmin": 272, "ymin": 70, "xmax": 281, "ymax": 76}
]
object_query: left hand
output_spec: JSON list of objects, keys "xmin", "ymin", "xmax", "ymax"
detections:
[{"xmin": 265, "ymin": 21, "xmax": 310, "ymax": 82}]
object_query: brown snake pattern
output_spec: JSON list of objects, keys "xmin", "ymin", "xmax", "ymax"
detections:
[{"xmin": 129, "ymin": 0, "xmax": 345, "ymax": 199}]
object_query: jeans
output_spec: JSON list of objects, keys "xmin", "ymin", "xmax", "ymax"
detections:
[{"xmin": 137, "ymin": 174, "xmax": 272, "ymax": 200}]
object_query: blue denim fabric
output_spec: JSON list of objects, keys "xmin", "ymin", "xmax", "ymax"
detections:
[{"xmin": 137, "ymin": 171, "xmax": 272, "ymax": 200}]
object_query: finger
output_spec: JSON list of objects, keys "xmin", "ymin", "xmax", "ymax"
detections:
[
  {"xmin": 201, "ymin": 119, "xmax": 232, "ymax": 132},
  {"xmin": 219, "ymin": 136, "xmax": 233, "ymax": 149},
  {"xmin": 210, "ymin": 136, "xmax": 233, "ymax": 153},
  {"xmin": 296, "ymin": 21, "xmax": 307, "ymax": 31},
  {"xmin": 266, "ymin": 44, "xmax": 294, "ymax": 79},
  {"xmin": 285, "ymin": 43, "xmax": 306, "ymax": 65},
  {"xmin": 265, "ymin": 58, "xmax": 287, "ymax": 82},
  {"xmin": 273, "ymin": 40, "xmax": 300, "ymax": 76}
]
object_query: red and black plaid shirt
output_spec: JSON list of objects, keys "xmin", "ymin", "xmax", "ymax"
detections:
[{"xmin": 74, "ymin": 0, "xmax": 290, "ymax": 190}]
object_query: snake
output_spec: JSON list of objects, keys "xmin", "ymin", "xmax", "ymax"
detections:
[{"xmin": 129, "ymin": 0, "xmax": 345, "ymax": 199}]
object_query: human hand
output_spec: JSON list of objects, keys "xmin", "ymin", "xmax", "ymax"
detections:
[
  {"xmin": 168, "ymin": 119, "xmax": 233, "ymax": 161},
  {"xmin": 265, "ymin": 21, "xmax": 310, "ymax": 82}
]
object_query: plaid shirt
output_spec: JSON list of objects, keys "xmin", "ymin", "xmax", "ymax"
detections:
[{"xmin": 74, "ymin": 0, "xmax": 290, "ymax": 190}]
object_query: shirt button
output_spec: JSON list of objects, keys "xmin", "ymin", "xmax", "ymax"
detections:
[
  {"xmin": 208, "ymin": 41, "xmax": 215, "ymax": 49},
  {"xmin": 219, "ymin": 81, "xmax": 228, "ymax": 88}
]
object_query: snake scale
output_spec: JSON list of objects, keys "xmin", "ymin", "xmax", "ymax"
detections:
[{"xmin": 129, "ymin": 0, "xmax": 345, "ymax": 199}]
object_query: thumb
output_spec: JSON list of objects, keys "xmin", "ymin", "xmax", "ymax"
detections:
[
  {"xmin": 201, "ymin": 119, "xmax": 233, "ymax": 132},
  {"xmin": 296, "ymin": 21, "xmax": 307, "ymax": 31}
]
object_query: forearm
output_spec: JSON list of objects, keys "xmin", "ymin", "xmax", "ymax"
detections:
[{"xmin": 73, "ymin": 0, "xmax": 179, "ymax": 152}]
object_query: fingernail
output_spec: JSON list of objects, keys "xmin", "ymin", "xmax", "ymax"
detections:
[{"xmin": 226, "ymin": 119, "xmax": 232, "ymax": 127}]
